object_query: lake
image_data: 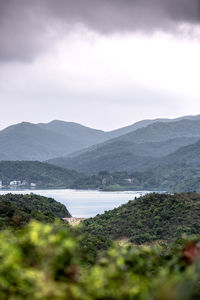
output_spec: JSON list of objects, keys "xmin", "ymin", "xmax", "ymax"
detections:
[{"xmin": 0, "ymin": 189, "xmax": 153, "ymax": 218}]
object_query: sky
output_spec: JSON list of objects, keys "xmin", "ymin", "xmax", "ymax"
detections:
[{"xmin": 0, "ymin": 0, "xmax": 200, "ymax": 131}]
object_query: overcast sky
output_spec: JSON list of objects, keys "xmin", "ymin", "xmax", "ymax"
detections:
[{"xmin": 0, "ymin": 0, "xmax": 200, "ymax": 131}]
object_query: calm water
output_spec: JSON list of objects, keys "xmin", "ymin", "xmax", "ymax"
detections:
[{"xmin": 0, "ymin": 189, "xmax": 152, "ymax": 218}]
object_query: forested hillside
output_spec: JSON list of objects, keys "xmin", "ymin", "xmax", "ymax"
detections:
[
  {"xmin": 1, "ymin": 115, "xmax": 200, "ymax": 162},
  {"xmin": 0, "ymin": 193, "xmax": 71, "ymax": 229},
  {"xmin": 129, "ymin": 164, "xmax": 200, "ymax": 192},
  {"xmin": 0, "ymin": 161, "xmax": 85, "ymax": 188},
  {"xmin": 83, "ymin": 193, "xmax": 200, "ymax": 244},
  {"xmin": 49, "ymin": 119, "xmax": 200, "ymax": 173}
]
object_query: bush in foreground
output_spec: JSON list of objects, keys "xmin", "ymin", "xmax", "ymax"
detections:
[{"xmin": 0, "ymin": 222, "xmax": 200, "ymax": 299}]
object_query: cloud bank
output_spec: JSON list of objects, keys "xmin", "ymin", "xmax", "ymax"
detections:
[{"xmin": 0, "ymin": 0, "xmax": 200, "ymax": 62}]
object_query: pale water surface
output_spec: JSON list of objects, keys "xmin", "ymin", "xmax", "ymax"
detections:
[{"xmin": 0, "ymin": 189, "xmax": 153, "ymax": 218}]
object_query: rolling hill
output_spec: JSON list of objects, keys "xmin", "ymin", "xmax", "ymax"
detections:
[
  {"xmin": 162, "ymin": 139, "xmax": 200, "ymax": 165},
  {"xmin": 0, "ymin": 121, "xmax": 112, "ymax": 161},
  {"xmin": 0, "ymin": 193, "xmax": 71, "ymax": 229},
  {"xmin": 0, "ymin": 161, "xmax": 85, "ymax": 188},
  {"xmin": 49, "ymin": 119, "xmax": 200, "ymax": 173},
  {"xmin": 1, "ymin": 115, "xmax": 200, "ymax": 161},
  {"xmin": 0, "ymin": 122, "xmax": 79, "ymax": 160},
  {"xmin": 83, "ymin": 192, "xmax": 200, "ymax": 244}
]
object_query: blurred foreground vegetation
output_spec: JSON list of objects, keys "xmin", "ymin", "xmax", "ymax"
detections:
[
  {"xmin": 1, "ymin": 192, "xmax": 200, "ymax": 299},
  {"xmin": 0, "ymin": 222, "xmax": 200, "ymax": 299}
]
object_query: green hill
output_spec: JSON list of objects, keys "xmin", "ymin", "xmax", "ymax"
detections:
[
  {"xmin": 83, "ymin": 193, "xmax": 200, "ymax": 244},
  {"xmin": 128, "ymin": 163, "xmax": 200, "ymax": 193},
  {"xmin": 1, "ymin": 115, "xmax": 200, "ymax": 162},
  {"xmin": 163, "ymin": 139, "xmax": 200, "ymax": 165},
  {"xmin": 0, "ymin": 161, "xmax": 84, "ymax": 188},
  {"xmin": 0, "ymin": 121, "xmax": 108, "ymax": 161},
  {"xmin": 49, "ymin": 119, "xmax": 200, "ymax": 173},
  {"xmin": 0, "ymin": 193, "xmax": 71, "ymax": 229}
]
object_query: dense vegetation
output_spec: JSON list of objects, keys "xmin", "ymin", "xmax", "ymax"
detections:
[
  {"xmin": 1, "ymin": 221, "xmax": 200, "ymax": 299},
  {"xmin": 1, "ymin": 192, "xmax": 200, "ymax": 298},
  {"xmin": 70, "ymin": 166, "xmax": 200, "ymax": 193},
  {"xmin": 83, "ymin": 193, "xmax": 200, "ymax": 244},
  {"xmin": 129, "ymin": 164, "xmax": 200, "ymax": 193},
  {"xmin": 1, "ymin": 161, "xmax": 200, "ymax": 192},
  {"xmin": 0, "ymin": 193, "xmax": 71, "ymax": 229},
  {"xmin": 0, "ymin": 161, "xmax": 85, "ymax": 188}
]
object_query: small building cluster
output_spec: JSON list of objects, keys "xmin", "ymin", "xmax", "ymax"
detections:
[
  {"xmin": 10, "ymin": 180, "xmax": 27, "ymax": 186},
  {"xmin": 0, "ymin": 180, "xmax": 36, "ymax": 188}
]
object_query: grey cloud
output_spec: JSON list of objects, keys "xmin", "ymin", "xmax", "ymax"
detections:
[
  {"xmin": 47, "ymin": 0, "xmax": 200, "ymax": 31},
  {"xmin": 0, "ymin": 0, "xmax": 200, "ymax": 62}
]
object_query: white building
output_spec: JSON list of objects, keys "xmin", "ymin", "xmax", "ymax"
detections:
[
  {"xmin": 30, "ymin": 183, "xmax": 36, "ymax": 187},
  {"xmin": 10, "ymin": 180, "xmax": 21, "ymax": 186}
]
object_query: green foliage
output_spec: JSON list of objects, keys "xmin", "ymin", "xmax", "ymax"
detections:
[
  {"xmin": 83, "ymin": 193, "xmax": 200, "ymax": 244},
  {"xmin": 129, "ymin": 163, "xmax": 200, "ymax": 193},
  {"xmin": 0, "ymin": 193, "xmax": 71, "ymax": 229},
  {"xmin": 0, "ymin": 222, "xmax": 200, "ymax": 299}
]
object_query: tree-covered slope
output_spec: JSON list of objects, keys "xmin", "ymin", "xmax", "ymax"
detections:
[
  {"xmin": 49, "ymin": 137, "xmax": 199, "ymax": 174},
  {"xmin": 49, "ymin": 119, "xmax": 200, "ymax": 173},
  {"xmin": 0, "ymin": 122, "xmax": 81, "ymax": 160},
  {"xmin": 83, "ymin": 193, "xmax": 200, "ymax": 244},
  {"xmin": 38, "ymin": 120, "xmax": 109, "ymax": 149},
  {"xmin": 1, "ymin": 116, "xmax": 200, "ymax": 162},
  {"xmin": 49, "ymin": 151, "xmax": 159, "ymax": 174},
  {"xmin": 0, "ymin": 161, "xmax": 85, "ymax": 188},
  {"xmin": 0, "ymin": 193, "xmax": 71, "ymax": 229},
  {"xmin": 128, "ymin": 163, "xmax": 200, "ymax": 193},
  {"xmin": 104, "ymin": 114, "xmax": 200, "ymax": 139},
  {"xmin": 162, "ymin": 139, "xmax": 200, "ymax": 165}
]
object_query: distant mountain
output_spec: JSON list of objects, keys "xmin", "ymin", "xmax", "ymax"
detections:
[
  {"xmin": 1, "ymin": 115, "xmax": 200, "ymax": 161},
  {"xmin": 0, "ymin": 161, "xmax": 84, "ymax": 188},
  {"xmin": 106, "ymin": 114, "xmax": 200, "ymax": 138},
  {"xmin": 38, "ymin": 120, "xmax": 108, "ymax": 147},
  {"xmin": 162, "ymin": 139, "xmax": 200, "ymax": 165},
  {"xmin": 0, "ymin": 122, "xmax": 76, "ymax": 160},
  {"xmin": 49, "ymin": 119, "xmax": 200, "ymax": 173},
  {"xmin": 49, "ymin": 152, "xmax": 159, "ymax": 174},
  {"xmin": 0, "ymin": 121, "xmax": 109, "ymax": 161}
]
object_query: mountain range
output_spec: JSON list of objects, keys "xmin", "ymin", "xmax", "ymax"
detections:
[
  {"xmin": 1, "ymin": 115, "xmax": 200, "ymax": 163},
  {"xmin": 48, "ymin": 118, "xmax": 200, "ymax": 173}
]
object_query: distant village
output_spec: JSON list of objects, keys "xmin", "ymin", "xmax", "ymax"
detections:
[{"xmin": 0, "ymin": 180, "xmax": 36, "ymax": 189}]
